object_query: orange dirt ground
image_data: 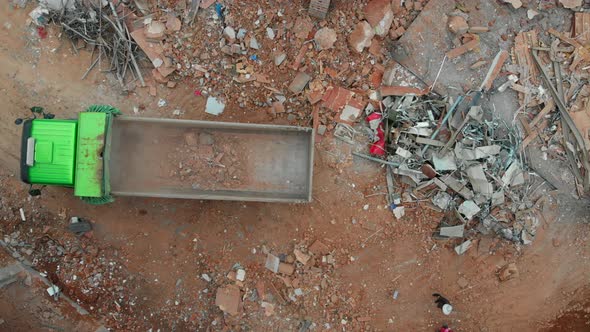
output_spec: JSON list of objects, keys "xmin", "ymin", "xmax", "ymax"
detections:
[{"xmin": 0, "ymin": 1, "xmax": 589, "ymax": 331}]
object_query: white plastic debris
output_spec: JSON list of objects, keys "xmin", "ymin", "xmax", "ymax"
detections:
[
  {"xmin": 28, "ymin": 6, "xmax": 49, "ymax": 26},
  {"xmin": 395, "ymin": 147, "xmax": 412, "ymax": 159},
  {"xmin": 47, "ymin": 285, "xmax": 60, "ymax": 297},
  {"xmin": 201, "ymin": 273, "xmax": 211, "ymax": 282},
  {"xmin": 433, "ymin": 152, "xmax": 458, "ymax": 171},
  {"xmin": 432, "ymin": 191, "xmax": 452, "ymax": 210},
  {"xmin": 19, "ymin": 208, "xmax": 26, "ymax": 222},
  {"xmin": 236, "ymin": 269, "xmax": 246, "ymax": 281},
  {"xmin": 157, "ymin": 99, "xmax": 167, "ymax": 107},
  {"xmin": 205, "ymin": 97, "xmax": 225, "ymax": 115},
  {"xmin": 265, "ymin": 253, "xmax": 280, "ymax": 273},
  {"xmin": 393, "ymin": 206, "xmax": 405, "ymax": 219}
]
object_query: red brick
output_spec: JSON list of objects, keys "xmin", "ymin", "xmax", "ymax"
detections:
[
  {"xmin": 307, "ymin": 90, "xmax": 324, "ymax": 104},
  {"xmin": 215, "ymin": 285, "xmax": 242, "ymax": 316},
  {"xmin": 364, "ymin": 0, "xmax": 394, "ymax": 37},
  {"xmin": 446, "ymin": 38, "xmax": 480, "ymax": 59},
  {"xmin": 369, "ymin": 69, "xmax": 384, "ymax": 88},
  {"xmin": 321, "ymin": 86, "xmax": 354, "ymax": 112},
  {"xmin": 380, "ymin": 85, "xmax": 428, "ymax": 96}
]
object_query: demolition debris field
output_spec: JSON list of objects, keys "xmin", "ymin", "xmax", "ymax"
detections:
[{"xmin": 0, "ymin": 0, "xmax": 590, "ymax": 331}]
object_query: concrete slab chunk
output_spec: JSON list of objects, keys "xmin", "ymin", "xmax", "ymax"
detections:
[
  {"xmin": 205, "ymin": 97, "xmax": 225, "ymax": 115},
  {"xmin": 466, "ymin": 164, "xmax": 493, "ymax": 197},
  {"xmin": 440, "ymin": 224, "xmax": 465, "ymax": 238},
  {"xmin": 458, "ymin": 200, "xmax": 481, "ymax": 220},
  {"xmin": 455, "ymin": 240, "xmax": 472, "ymax": 255},
  {"xmin": 265, "ymin": 254, "xmax": 280, "ymax": 273},
  {"xmin": 433, "ymin": 152, "xmax": 457, "ymax": 171},
  {"xmin": 288, "ymin": 72, "xmax": 312, "ymax": 93}
]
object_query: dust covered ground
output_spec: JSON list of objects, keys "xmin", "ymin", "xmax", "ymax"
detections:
[{"xmin": 0, "ymin": 0, "xmax": 589, "ymax": 331}]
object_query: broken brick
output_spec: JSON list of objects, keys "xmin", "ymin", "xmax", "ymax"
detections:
[
  {"xmin": 369, "ymin": 69, "xmax": 384, "ymax": 88},
  {"xmin": 380, "ymin": 85, "xmax": 428, "ymax": 96},
  {"xmin": 448, "ymin": 15, "xmax": 469, "ymax": 34},
  {"xmin": 307, "ymin": 90, "xmax": 324, "ymax": 105},
  {"xmin": 446, "ymin": 38, "xmax": 480, "ymax": 59},
  {"xmin": 272, "ymin": 101, "xmax": 285, "ymax": 114},
  {"xmin": 278, "ymin": 263, "xmax": 295, "ymax": 275},
  {"xmin": 321, "ymin": 86, "xmax": 354, "ymax": 112},
  {"xmin": 215, "ymin": 285, "xmax": 242, "ymax": 316},
  {"xmin": 364, "ymin": 0, "xmax": 394, "ymax": 37},
  {"xmin": 480, "ymin": 50, "xmax": 509, "ymax": 91},
  {"xmin": 348, "ymin": 21, "xmax": 375, "ymax": 53}
]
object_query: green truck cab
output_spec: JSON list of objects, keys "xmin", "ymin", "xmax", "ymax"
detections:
[{"xmin": 21, "ymin": 108, "xmax": 115, "ymax": 202}]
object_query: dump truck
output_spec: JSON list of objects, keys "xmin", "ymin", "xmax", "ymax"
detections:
[{"xmin": 20, "ymin": 106, "xmax": 314, "ymax": 204}]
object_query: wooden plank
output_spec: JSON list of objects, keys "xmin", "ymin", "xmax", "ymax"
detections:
[
  {"xmin": 521, "ymin": 119, "xmax": 549, "ymax": 150},
  {"xmin": 513, "ymin": 30, "xmax": 539, "ymax": 85},
  {"xmin": 574, "ymin": 12, "xmax": 590, "ymax": 45},
  {"xmin": 519, "ymin": 115, "xmax": 532, "ymax": 136},
  {"xmin": 530, "ymin": 100, "xmax": 555, "ymax": 128}
]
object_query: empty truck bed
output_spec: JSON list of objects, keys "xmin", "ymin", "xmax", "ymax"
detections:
[{"xmin": 108, "ymin": 117, "xmax": 314, "ymax": 203}]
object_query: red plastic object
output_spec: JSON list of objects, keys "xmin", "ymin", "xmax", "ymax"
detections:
[
  {"xmin": 194, "ymin": 90, "xmax": 202, "ymax": 96},
  {"xmin": 37, "ymin": 27, "xmax": 48, "ymax": 39},
  {"xmin": 367, "ymin": 113, "xmax": 385, "ymax": 156}
]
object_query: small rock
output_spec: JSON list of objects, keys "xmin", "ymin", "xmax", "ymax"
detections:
[
  {"xmin": 274, "ymin": 53, "xmax": 286, "ymax": 66},
  {"xmin": 457, "ymin": 277, "xmax": 469, "ymax": 289},
  {"xmin": 309, "ymin": 240, "xmax": 330, "ymax": 255},
  {"xmin": 266, "ymin": 27, "xmax": 275, "ymax": 39},
  {"xmin": 317, "ymin": 125, "xmax": 327, "ymax": 136},
  {"xmin": 527, "ymin": 9, "xmax": 539, "ymax": 19},
  {"xmin": 165, "ymin": 16, "xmax": 182, "ymax": 32},
  {"xmin": 448, "ymin": 15, "xmax": 469, "ymax": 34},
  {"xmin": 237, "ymin": 28, "xmax": 247, "ymax": 40},
  {"xmin": 503, "ymin": 0, "xmax": 522, "ymax": 9},
  {"xmin": 145, "ymin": 21, "xmax": 166, "ymax": 40},
  {"xmin": 552, "ymin": 238, "xmax": 560, "ymax": 247},
  {"xmin": 559, "ymin": 0, "xmax": 582, "ymax": 9},
  {"xmin": 498, "ymin": 263, "xmax": 519, "ymax": 281},
  {"xmin": 224, "ymin": 26, "xmax": 236, "ymax": 41},
  {"xmin": 314, "ymin": 28, "xmax": 337, "ymax": 50},
  {"xmin": 294, "ymin": 249, "xmax": 311, "ymax": 264},
  {"xmin": 249, "ymin": 37, "xmax": 260, "ymax": 50}
]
